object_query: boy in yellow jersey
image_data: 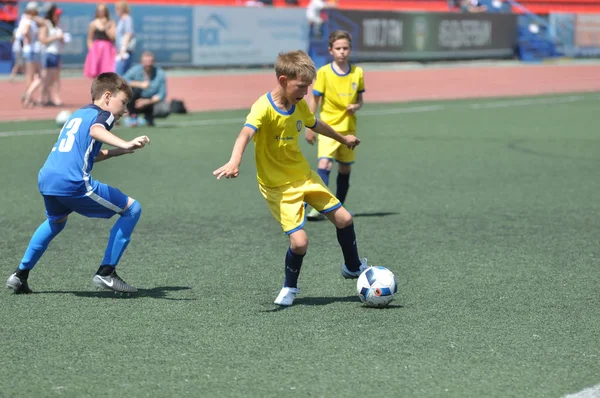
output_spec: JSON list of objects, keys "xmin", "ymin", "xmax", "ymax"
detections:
[
  {"xmin": 305, "ymin": 30, "xmax": 365, "ymax": 221},
  {"xmin": 213, "ymin": 50, "xmax": 368, "ymax": 306}
]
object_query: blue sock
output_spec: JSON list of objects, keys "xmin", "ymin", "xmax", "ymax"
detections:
[
  {"xmin": 284, "ymin": 247, "xmax": 305, "ymax": 288},
  {"xmin": 19, "ymin": 219, "xmax": 67, "ymax": 271},
  {"xmin": 336, "ymin": 172, "xmax": 350, "ymax": 204},
  {"xmin": 336, "ymin": 223, "xmax": 361, "ymax": 271},
  {"xmin": 101, "ymin": 201, "xmax": 142, "ymax": 266},
  {"xmin": 317, "ymin": 168, "xmax": 331, "ymax": 187}
]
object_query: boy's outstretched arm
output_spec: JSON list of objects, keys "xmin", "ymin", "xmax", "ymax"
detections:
[
  {"xmin": 305, "ymin": 94, "xmax": 321, "ymax": 145},
  {"xmin": 312, "ymin": 120, "xmax": 360, "ymax": 149},
  {"xmin": 95, "ymin": 148, "xmax": 135, "ymax": 163},
  {"xmin": 90, "ymin": 125, "xmax": 150, "ymax": 162},
  {"xmin": 213, "ymin": 126, "xmax": 256, "ymax": 179},
  {"xmin": 90, "ymin": 125, "xmax": 150, "ymax": 149}
]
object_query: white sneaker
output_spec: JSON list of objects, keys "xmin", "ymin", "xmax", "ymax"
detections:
[
  {"xmin": 307, "ymin": 207, "xmax": 325, "ymax": 221},
  {"xmin": 274, "ymin": 287, "xmax": 300, "ymax": 306},
  {"xmin": 341, "ymin": 258, "xmax": 368, "ymax": 279}
]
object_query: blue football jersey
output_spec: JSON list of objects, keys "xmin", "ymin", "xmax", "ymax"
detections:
[{"xmin": 38, "ymin": 105, "xmax": 115, "ymax": 196}]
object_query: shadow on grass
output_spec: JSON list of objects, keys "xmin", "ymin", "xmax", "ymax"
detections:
[
  {"xmin": 261, "ymin": 295, "xmax": 403, "ymax": 312},
  {"xmin": 307, "ymin": 211, "xmax": 399, "ymax": 222},
  {"xmin": 354, "ymin": 211, "xmax": 399, "ymax": 218},
  {"xmin": 35, "ymin": 286, "xmax": 194, "ymax": 300}
]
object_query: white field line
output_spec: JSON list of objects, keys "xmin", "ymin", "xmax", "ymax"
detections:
[
  {"xmin": 563, "ymin": 383, "xmax": 600, "ymax": 398},
  {"xmin": 0, "ymin": 95, "xmax": 596, "ymax": 138},
  {"xmin": 469, "ymin": 95, "xmax": 585, "ymax": 109}
]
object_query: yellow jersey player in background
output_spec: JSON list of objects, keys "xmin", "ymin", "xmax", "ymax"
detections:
[
  {"xmin": 213, "ymin": 50, "xmax": 369, "ymax": 306},
  {"xmin": 305, "ymin": 30, "xmax": 365, "ymax": 221}
]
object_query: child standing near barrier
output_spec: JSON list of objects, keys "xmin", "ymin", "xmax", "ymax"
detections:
[
  {"xmin": 213, "ymin": 50, "xmax": 368, "ymax": 306},
  {"xmin": 305, "ymin": 30, "xmax": 365, "ymax": 220},
  {"xmin": 6, "ymin": 72, "xmax": 150, "ymax": 295}
]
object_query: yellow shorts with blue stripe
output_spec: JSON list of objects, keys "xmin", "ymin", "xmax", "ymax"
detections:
[
  {"xmin": 259, "ymin": 170, "xmax": 341, "ymax": 234},
  {"xmin": 317, "ymin": 131, "xmax": 356, "ymax": 164}
]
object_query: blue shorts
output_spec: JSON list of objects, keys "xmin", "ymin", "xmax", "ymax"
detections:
[
  {"xmin": 43, "ymin": 183, "xmax": 129, "ymax": 222},
  {"xmin": 42, "ymin": 53, "xmax": 61, "ymax": 69},
  {"xmin": 23, "ymin": 51, "xmax": 40, "ymax": 64}
]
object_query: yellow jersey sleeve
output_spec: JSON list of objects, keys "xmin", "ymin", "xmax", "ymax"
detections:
[
  {"xmin": 297, "ymin": 99, "xmax": 317, "ymax": 129},
  {"xmin": 358, "ymin": 67, "xmax": 365, "ymax": 93},
  {"xmin": 312, "ymin": 67, "xmax": 327, "ymax": 97},
  {"xmin": 244, "ymin": 97, "xmax": 268, "ymax": 132}
]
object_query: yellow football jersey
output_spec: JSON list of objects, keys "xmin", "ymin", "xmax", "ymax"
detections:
[
  {"xmin": 312, "ymin": 63, "xmax": 365, "ymax": 132},
  {"xmin": 245, "ymin": 93, "xmax": 317, "ymax": 187}
]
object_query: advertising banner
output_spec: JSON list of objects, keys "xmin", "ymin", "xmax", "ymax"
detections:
[
  {"xmin": 20, "ymin": 2, "xmax": 193, "ymax": 67},
  {"xmin": 192, "ymin": 6, "xmax": 308, "ymax": 67},
  {"xmin": 550, "ymin": 13, "xmax": 600, "ymax": 57},
  {"xmin": 325, "ymin": 10, "xmax": 518, "ymax": 61}
]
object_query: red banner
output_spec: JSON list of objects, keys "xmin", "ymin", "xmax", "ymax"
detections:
[{"xmin": 0, "ymin": 0, "xmax": 18, "ymax": 22}]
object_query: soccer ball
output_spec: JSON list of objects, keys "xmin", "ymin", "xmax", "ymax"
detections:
[
  {"xmin": 55, "ymin": 110, "xmax": 72, "ymax": 127},
  {"xmin": 356, "ymin": 266, "xmax": 397, "ymax": 307}
]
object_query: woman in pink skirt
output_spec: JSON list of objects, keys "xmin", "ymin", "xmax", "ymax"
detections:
[{"xmin": 83, "ymin": 3, "xmax": 116, "ymax": 78}]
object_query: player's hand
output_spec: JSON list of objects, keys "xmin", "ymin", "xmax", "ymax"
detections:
[
  {"xmin": 305, "ymin": 129, "xmax": 317, "ymax": 145},
  {"xmin": 344, "ymin": 135, "xmax": 360, "ymax": 149},
  {"xmin": 125, "ymin": 135, "xmax": 150, "ymax": 150},
  {"xmin": 139, "ymin": 80, "xmax": 150, "ymax": 90},
  {"xmin": 347, "ymin": 104, "xmax": 361, "ymax": 114},
  {"xmin": 213, "ymin": 162, "xmax": 239, "ymax": 180}
]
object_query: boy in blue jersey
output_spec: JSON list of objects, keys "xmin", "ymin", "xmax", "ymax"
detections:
[
  {"xmin": 213, "ymin": 51, "xmax": 368, "ymax": 306},
  {"xmin": 6, "ymin": 72, "xmax": 150, "ymax": 294}
]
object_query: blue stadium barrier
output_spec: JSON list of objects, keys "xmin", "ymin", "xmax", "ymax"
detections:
[{"xmin": 507, "ymin": 0, "xmax": 557, "ymax": 61}]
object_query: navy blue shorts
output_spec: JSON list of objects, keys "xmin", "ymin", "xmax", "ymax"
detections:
[
  {"xmin": 43, "ymin": 183, "xmax": 129, "ymax": 221},
  {"xmin": 42, "ymin": 53, "xmax": 61, "ymax": 69}
]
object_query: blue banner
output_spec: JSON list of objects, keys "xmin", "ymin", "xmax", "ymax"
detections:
[{"xmin": 21, "ymin": 2, "xmax": 193, "ymax": 67}]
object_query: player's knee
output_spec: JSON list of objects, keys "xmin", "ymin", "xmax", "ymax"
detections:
[
  {"xmin": 318, "ymin": 158, "xmax": 333, "ymax": 170},
  {"xmin": 51, "ymin": 215, "xmax": 68, "ymax": 225},
  {"xmin": 49, "ymin": 217, "xmax": 67, "ymax": 233},
  {"xmin": 338, "ymin": 164, "xmax": 351, "ymax": 174},
  {"xmin": 123, "ymin": 200, "xmax": 142, "ymax": 220},
  {"xmin": 335, "ymin": 208, "xmax": 353, "ymax": 228},
  {"xmin": 290, "ymin": 236, "xmax": 308, "ymax": 254}
]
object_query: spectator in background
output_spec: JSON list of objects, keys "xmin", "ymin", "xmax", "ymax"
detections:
[
  {"xmin": 38, "ymin": 3, "xmax": 65, "ymax": 106},
  {"xmin": 306, "ymin": 0, "xmax": 337, "ymax": 39},
  {"xmin": 460, "ymin": 0, "xmax": 487, "ymax": 12},
  {"xmin": 9, "ymin": 27, "xmax": 24, "ymax": 82},
  {"xmin": 83, "ymin": 3, "xmax": 116, "ymax": 79},
  {"xmin": 122, "ymin": 51, "xmax": 167, "ymax": 127},
  {"xmin": 18, "ymin": 1, "xmax": 43, "ymax": 107},
  {"xmin": 115, "ymin": 1, "xmax": 135, "ymax": 76}
]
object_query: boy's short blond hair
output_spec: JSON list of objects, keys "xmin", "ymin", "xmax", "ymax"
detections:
[
  {"xmin": 275, "ymin": 50, "xmax": 316, "ymax": 82},
  {"xmin": 91, "ymin": 72, "xmax": 133, "ymax": 102},
  {"xmin": 328, "ymin": 30, "xmax": 352, "ymax": 48}
]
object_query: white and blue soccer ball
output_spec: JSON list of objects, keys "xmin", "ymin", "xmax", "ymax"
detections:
[
  {"xmin": 356, "ymin": 266, "xmax": 397, "ymax": 307},
  {"xmin": 55, "ymin": 110, "xmax": 72, "ymax": 127}
]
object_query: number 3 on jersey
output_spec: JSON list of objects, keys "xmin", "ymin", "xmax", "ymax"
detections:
[{"xmin": 53, "ymin": 118, "xmax": 82, "ymax": 153}]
